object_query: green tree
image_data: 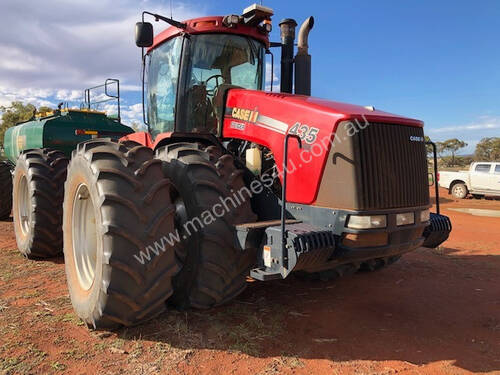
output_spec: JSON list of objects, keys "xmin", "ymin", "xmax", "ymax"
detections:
[
  {"xmin": 439, "ymin": 138, "xmax": 468, "ymax": 166},
  {"xmin": 424, "ymin": 135, "xmax": 435, "ymax": 157},
  {"xmin": 474, "ymin": 137, "xmax": 500, "ymax": 161},
  {"xmin": 0, "ymin": 102, "xmax": 55, "ymax": 148},
  {"xmin": 0, "ymin": 102, "xmax": 36, "ymax": 147},
  {"xmin": 37, "ymin": 106, "xmax": 53, "ymax": 114}
]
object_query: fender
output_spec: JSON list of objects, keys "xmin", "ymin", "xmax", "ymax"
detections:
[{"xmin": 120, "ymin": 131, "xmax": 222, "ymax": 151}]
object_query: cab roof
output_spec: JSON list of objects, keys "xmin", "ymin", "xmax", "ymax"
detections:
[{"xmin": 149, "ymin": 16, "xmax": 270, "ymax": 52}]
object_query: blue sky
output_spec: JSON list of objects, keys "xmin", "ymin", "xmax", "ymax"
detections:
[
  {"xmin": 213, "ymin": 0, "xmax": 500, "ymax": 154},
  {"xmin": 1, "ymin": 0, "xmax": 499, "ymax": 154}
]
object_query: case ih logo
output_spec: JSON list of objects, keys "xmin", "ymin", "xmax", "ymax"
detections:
[
  {"xmin": 410, "ymin": 136, "xmax": 424, "ymax": 142},
  {"xmin": 232, "ymin": 107, "xmax": 259, "ymax": 123}
]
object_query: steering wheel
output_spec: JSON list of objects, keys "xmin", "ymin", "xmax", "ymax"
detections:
[{"xmin": 204, "ymin": 74, "xmax": 224, "ymax": 95}]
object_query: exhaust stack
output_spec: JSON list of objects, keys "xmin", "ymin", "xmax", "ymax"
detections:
[
  {"xmin": 294, "ymin": 16, "xmax": 314, "ymax": 96},
  {"xmin": 279, "ymin": 18, "xmax": 297, "ymax": 94}
]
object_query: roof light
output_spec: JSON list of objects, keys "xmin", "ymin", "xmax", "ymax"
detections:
[
  {"xmin": 193, "ymin": 20, "xmax": 217, "ymax": 28},
  {"xmin": 222, "ymin": 15, "xmax": 240, "ymax": 27},
  {"xmin": 259, "ymin": 20, "xmax": 272, "ymax": 33}
]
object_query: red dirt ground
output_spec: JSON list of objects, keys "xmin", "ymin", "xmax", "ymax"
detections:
[{"xmin": 0, "ymin": 188, "xmax": 499, "ymax": 374}]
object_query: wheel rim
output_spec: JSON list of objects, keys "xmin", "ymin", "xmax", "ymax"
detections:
[
  {"xmin": 18, "ymin": 175, "xmax": 31, "ymax": 235},
  {"xmin": 454, "ymin": 185, "xmax": 464, "ymax": 197},
  {"xmin": 72, "ymin": 183, "xmax": 97, "ymax": 291}
]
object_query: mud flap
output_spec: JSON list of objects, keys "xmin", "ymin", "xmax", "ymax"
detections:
[{"xmin": 422, "ymin": 213, "xmax": 452, "ymax": 248}]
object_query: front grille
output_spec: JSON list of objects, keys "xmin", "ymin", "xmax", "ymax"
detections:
[{"xmin": 353, "ymin": 123, "xmax": 429, "ymax": 209}]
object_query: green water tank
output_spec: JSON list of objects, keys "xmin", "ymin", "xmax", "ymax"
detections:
[{"xmin": 4, "ymin": 109, "xmax": 133, "ymax": 164}]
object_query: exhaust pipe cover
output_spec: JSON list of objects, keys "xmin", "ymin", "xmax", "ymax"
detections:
[{"xmin": 294, "ymin": 16, "xmax": 314, "ymax": 96}]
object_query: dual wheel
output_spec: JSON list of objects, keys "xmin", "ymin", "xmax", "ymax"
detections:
[
  {"xmin": 0, "ymin": 160, "xmax": 13, "ymax": 220},
  {"xmin": 13, "ymin": 140, "xmax": 256, "ymax": 328},
  {"xmin": 13, "ymin": 141, "xmax": 400, "ymax": 328}
]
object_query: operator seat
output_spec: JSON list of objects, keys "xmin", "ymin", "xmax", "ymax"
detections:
[
  {"xmin": 186, "ymin": 84, "xmax": 217, "ymax": 133},
  {"xmin": 212, "ymin": 83, "xmax": 243, "ymax": 125}
]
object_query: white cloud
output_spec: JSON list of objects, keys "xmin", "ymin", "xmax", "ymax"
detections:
[
  {"xmin": 0, "ymin": 0, "xmax": 202, "ymax": 106},
  {"xmin": 0, "ymin": 86, "xmax": 56, "ymax": 107},
  {"xmin": 426, "ymin": 115, "xmax": 500, "ymax": 155},
  {"xmin": 0, "ymin": 45, "xmax": 47, "ymax": 72},
  {"xmin": 121, "ymin": 103, "xmax": 144, "ymax": 126},
  {"xmin": 428, "ymin": 121, "xmax": 500, "ymax": 134},
  {"xmin": 55, "ymin": 90, "xmax": 82, "ymax": 102},
  {"xmin": 265, "ymin": 61, "xmax": 280, "ymax": 92}
]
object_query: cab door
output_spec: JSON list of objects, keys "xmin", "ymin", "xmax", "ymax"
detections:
[
  {"xmin": 490, "ymin": 164, "xmax": 500, "ymax": 192},
  {"xmin": 470, "ymin": 163, "xmax": 493, "ymax": 190}
]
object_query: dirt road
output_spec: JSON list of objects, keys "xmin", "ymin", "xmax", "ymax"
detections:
[{"xmin": 1, "ymin": 188, "xmax": 499, "ymax": 374}]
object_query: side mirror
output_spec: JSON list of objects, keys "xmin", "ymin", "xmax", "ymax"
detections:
[
  {"xmin": 135, "ymin": 22, "xmax": 153, "ymax": 47},
  {"xmin": 428, "ymin": 172, "xmax": 435, "ymax": 186}
]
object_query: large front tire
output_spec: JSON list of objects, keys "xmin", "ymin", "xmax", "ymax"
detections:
[
  {"xmin": 0, "ymin": 161, "xmax": 13, "ymax": 220},
  {"xmin": 156, "ymin": 143, "xmax": 257, "ymax": 309},
  {"xmin": 63, "ymin": 139, "xmax": 180, "ymax": 329},
  {"xmin": 12, "ymin": 149, "xmax": 68, "ymax": 258}
]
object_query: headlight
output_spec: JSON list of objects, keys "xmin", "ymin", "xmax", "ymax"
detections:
[
  {"xmin": 420, "ymin": 209, "xmax": 430, "ymax": 223},
  {"xmin": 347, "ymin": 215, "xmax": 387, "ymax": 229},
  {"xmin": 396, "ymin": 212, "xmax": 415, "ymax": 226}
]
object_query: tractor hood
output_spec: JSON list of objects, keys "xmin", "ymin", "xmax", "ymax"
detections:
[{"xmin": 223, "ymin": 89, "xmax": 424, "ymax": 205}]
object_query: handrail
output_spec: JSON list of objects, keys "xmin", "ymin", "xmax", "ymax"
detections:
[
  {"xmin": 426, "ymin": 141, "xmax": 440, "ymax": 214},
  {"xmin": 281, "ymin": 133, "xmax": 302, "ymax": 269}
]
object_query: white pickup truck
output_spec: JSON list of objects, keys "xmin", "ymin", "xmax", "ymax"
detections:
[{"xmin": 439, "ymin": 162, "xmax": 500, "ymax": 199}]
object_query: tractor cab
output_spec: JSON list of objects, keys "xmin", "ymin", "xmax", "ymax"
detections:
[{"xmin": 136, "ymin": 5, "xmax": 272, "ymax": 139}]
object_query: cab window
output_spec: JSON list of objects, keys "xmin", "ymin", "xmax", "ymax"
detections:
[
  {"xmin": 475, "ymin": 164, "xmax": 491, "ymax": 173},
  {"xmin": 180, "ymin": 34, "xmax": 264, "ymax": 134},
  {"xmin": 494, "ymin": 165, "xmax": 500, "ymax": 174}
]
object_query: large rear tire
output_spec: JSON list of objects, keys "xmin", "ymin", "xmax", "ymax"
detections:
[
  {"xmin": 156, "ymin": 142, "xmax": 257, "ymax": 309},
  {"xmin": 12, "ymin": 149, "xmax": 68, "ymax": 258},
  {"xmin": 0, "ymin": 161, "xmax": 12, "ymax": 220},
  {"xmin": 63, "ymin": 139, "xmax": 180, "ymax": 329}
]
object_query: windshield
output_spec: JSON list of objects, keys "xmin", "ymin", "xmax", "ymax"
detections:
[
  {"xmin": 146, "ymin": 33, "xmax": 265, "ymax": 138},
  {"xmin": 181, "ymin": 34, "xmax": 264, "ymax": 133}
]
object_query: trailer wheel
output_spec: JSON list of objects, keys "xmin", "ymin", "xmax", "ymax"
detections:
[
  {"xmin": 156, "ymin": 142, "xmax": 257, "ymax": 309},
  {"xmin": 451, "ymin": 182, "xmax": 467, "ymax": 199},
  {"xmin": 12, "ymin": 149, "xmax": 68, "ymax": 258},
  {"xmin": 0, "ymin": 161, "xmax": 13, "ymax": 220},
  {"xmin": 63, "ymin": 139, "xmax": 180, "ymax": 329}
]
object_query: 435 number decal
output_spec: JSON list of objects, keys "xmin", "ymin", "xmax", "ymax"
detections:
[{"xmin": 288, "ymin": 122, "xmax": 319, "ymax": 145}]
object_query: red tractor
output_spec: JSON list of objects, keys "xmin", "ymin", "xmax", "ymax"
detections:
[{"xmin": 57, "ymin": 4, "xmax": 452, "ymax": 328}]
